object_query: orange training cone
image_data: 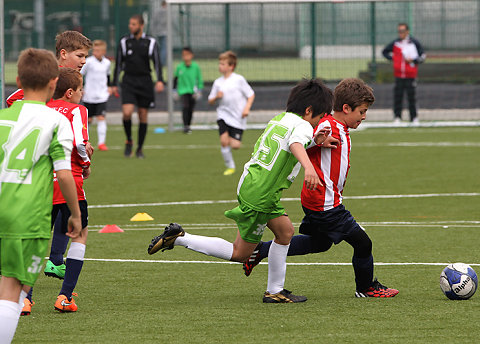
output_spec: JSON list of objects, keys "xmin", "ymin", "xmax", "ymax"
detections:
[{"xmin": 99, "ymin": 224, "xmax": 124, "ymax": 233}]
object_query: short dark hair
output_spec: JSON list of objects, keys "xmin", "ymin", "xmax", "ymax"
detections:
[
  {"xmin": 398, "ymin": 22, "xmax": 409, "ymax": 31},
  {"xmin": 53, "ymin": 67, "xmax": 83, "ymax": 100},
  {"xmin": 286, "ymin": 78, "xmax": 333, "ymax": 118},
  {"xmin": 130, "ymin": 14, "xmax": 144, "ymax": 26},
  {"xmin": 17, "ymin": 48, "xmax": 59, "ymax": 90},
  {"xmin": 333, "ymin": 78, "xmax": 375, "ymax": 112},
  {"xmin": 182, "ymin": 46, "xmax": 193, "ymax": 54}
]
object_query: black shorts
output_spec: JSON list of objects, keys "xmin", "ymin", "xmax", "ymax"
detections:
[
  {"xmin": 217, "ymin": 119, "xmax": 243, "ymax": 141},
  {"xmin": 121, "ymin": 74, "xmax": 155, "ymax": 108},
  {"xmin": 83, "ymin": 102, "xmax": 107, "ymax": 117},
  {"xmin": 51, "ymin": 200, "xmax": 88, "ymax": 233},
  {"xmin": 299, "ymin": 204, "xmax": 363, "ymax": 245}
]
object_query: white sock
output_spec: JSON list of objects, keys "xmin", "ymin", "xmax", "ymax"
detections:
[
  {"xmin": 17, "ymin": 290, "xmax": 27, "ymax": 313},
  {"xmin": 221, "ymin": 146, "xmax": 235, "ymax": 169},
  {"xmin": 175, "ymin": 233, "xmax": 233, "ymax": 260},
  {"xmin": 266, "ymin": 241, "xmax": 290, "ymax": 294},
  {"xmin": 0, "ymin": 300, "xmax": 21, "ymax": 344},
  {"xmin": 97, "ymin": 119, "xmax": 107, "ymax": 145},
  {"xmin": 67, "ymin": 242, "xmax": 86, "ymax": 261}
]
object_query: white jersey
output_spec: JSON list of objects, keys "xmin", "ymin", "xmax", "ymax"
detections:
[
  {"xmin": 208, "ymin": 73, "xmax": 254, "ymax": 130},
  {"xmin": 81, "ymin": 56, "xmax": 111, "ymax": 103}
]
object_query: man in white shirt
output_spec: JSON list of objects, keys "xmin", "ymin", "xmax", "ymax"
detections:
[{"xmin": 208, "ymin": 51, "xmax": 255, "ymax": 176}]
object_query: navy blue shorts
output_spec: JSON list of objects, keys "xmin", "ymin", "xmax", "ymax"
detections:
[
  {"xmin": 299, "ymin": 204, "xmax": 363, "ymax": 245},
  {"xmin": 51, "ymin": 200, "xmax": 88, "ymax": 233},
  {"xmin": 217, "ymin": 119, "xmax": 243, "ymax": 141}
]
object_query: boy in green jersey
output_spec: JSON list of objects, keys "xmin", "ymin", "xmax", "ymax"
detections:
[
  {"xmin": 148, "ymin": 79, "xmax": 338, "ymax": 303},
  {"xmin": 0, "ymin": 48, "xmax": 82, "ymax": 343},
  {"xmin": 173, "ymin": 46, "xmax": 204, "ymax": 133}
]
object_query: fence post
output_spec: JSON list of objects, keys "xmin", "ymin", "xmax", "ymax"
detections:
[
  {"xmin": 370, "ymin": 1, "xmax": 377, "ymax": 81},
  {"xmin": 225, "ymin": 4, "xmax": 230, "ymax": 51},
  {"xmin": 310, "ymin": 2, "xmax": 316, "ymax": 78}
]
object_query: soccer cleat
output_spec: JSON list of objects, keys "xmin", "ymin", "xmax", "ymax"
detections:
[
  {"xmin": 124, "ymin": 141, "xmax": 133, "ymax": 157},
  {"xmin": 54, "ymin": 294, "xmax": 78, "ymax": 312},
  {"xmin": 243, "ymin": 243, "xmax": 263, "ymax": 277},
  {"xmin": 136, "ymin": 149, "xmax": 145, "ymax": 159},
  {"xmin": 44, "ymin": 260, "xmax": 66, "ymax": 280},
  {"xmin": 148, "ymin": 223, "xmax": 185, "ymax": 255},
  {"xmin": 21, "ymin": 298, "xmax": 34, "ymax": 316},
  {"xmin": 223, "ymin": 168, "xmax": 235, "ymax": 176},
  {"xmin": 98, "ymin": 143, "xmax": 109, "ymax": 151},
  {"xmin": 263, "ymin": 289, "xmax": 307, "ymax": 303},
  {"xmin": 355, "ymin": 278, "xmax": 399, "ymax": 298}
]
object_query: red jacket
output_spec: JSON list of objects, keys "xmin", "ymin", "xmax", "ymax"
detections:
[{"xmin": 382, "ymin": 36, "xmax": 425, "ymax": 79}]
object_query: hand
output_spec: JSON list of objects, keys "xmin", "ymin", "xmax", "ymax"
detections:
[
  {"xmin": 85, "ymin": 142, "xmax": 94, "ymax": 158},
  {"xmin": 155, "ymin": 81, "xmax": 164, "ymax": 93},
  {"xmin": 242, "ymin": 109, "xmax": 249, "ymax": 118},
  {"xmin": 216, "ymin": 91, "xmax": 223, "ymax": 99},
  {"xmin": 107, "ymin": 86, "xmax": 113, "ymax": 96},
  {"xmin": 112, "ymin": 86, "xmax": 119, "ymax": 98},
  {"xmin": 314, "ymin": 126, "xmax": 331, "ymax": 145},
  {"xmin": 193, "ymin": 90, "xmax": 202, "ymax": 101},
  {"xmin": 321, "ymin": 135, "xmax": 340, "ymax": 149},
  {"xmin": 66, "ymin": 214, "xmax": 82, "ymax": 239},
  {"xmin": 304, "ymin": 166, "xmax": 322, "ymax": 190},
  {"xmin": 82, "ymin": 166, "xmax": 91, "ymax": 179},
  {"xmin": 172, "ymin": 89, "xmax": 180, "ymax": 101}
]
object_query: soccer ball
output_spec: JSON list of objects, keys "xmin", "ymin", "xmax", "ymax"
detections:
[{"xmin": 440, "ymin": 263, "xmax": 478, "ymax": 300}]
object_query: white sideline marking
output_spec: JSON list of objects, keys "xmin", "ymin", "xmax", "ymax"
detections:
[
  {"xmin": 89, "ymin": 192, "xmax": 480, "ymax": 209},
  {"xmin": 78, "ymin": 258, "xmax": 480, "ymax": 267}
]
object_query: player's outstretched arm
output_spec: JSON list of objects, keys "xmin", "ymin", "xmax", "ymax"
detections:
[
  {"xmin": 290, "ymin": 142, "xmax": 322, "ymax": 190},
  {"xmin": 56, "ymin": 169, "xmax": 82, "ymax": 238}
]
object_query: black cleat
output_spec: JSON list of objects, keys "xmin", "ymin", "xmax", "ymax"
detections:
[
  {"xmin": 136, "ymin": 149, "xmax": 145, "ymax": 159},
  {"xmin": 243, "ymin": 242, "xmax": 263, "ymax": 277},
  {"xmin": 124, "ymin": 141, "xmax": 133, "ymax": 157},
  {"xmin": 263, "ymin": 289, "xmax": 307, "ymax": 303},
  {"xmin": 148, "ymin": 223, "xmax": 185, "ymax": 255}
]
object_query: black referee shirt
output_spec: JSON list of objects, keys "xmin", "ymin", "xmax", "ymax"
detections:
[{"xmin": 113, "ymin": 33, "xmax": 163, "ymax": 85}]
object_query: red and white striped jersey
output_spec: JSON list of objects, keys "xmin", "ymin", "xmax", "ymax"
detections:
[{"xmin": 301, "ymin": 115, "xmax": 351, "ymax": 211}]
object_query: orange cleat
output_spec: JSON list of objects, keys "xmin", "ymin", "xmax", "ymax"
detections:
[
  {"xmin": 21, "ymin": 298, "xmax": 34, "ymax": 316},
  {"xmin": 98, "ymin": 143, "xmax": 109, "ymax": 151},
  {"xmin": 54, "ymin": 294, "xmax": 78, "ymax": 312}
]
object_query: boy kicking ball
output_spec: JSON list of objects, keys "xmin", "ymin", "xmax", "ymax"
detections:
[
  {"xmin": 242, "ymin": 78, "xmax": 399, "ymax": 298},
  {"xmin": 147, "ymin": 78, "xmax": 338, "ymax": 303}
]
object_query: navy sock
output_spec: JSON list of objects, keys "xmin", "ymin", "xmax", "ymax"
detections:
[
  {"xmin": 258, "ymin": 235, "xmax": 332, "ymax": 260},
  {"xmin": 352, "ymin": 254, "xmax": 374, "ymax": 291},
  {"xmin": 49, "ymin": 215, "xmax": 69, "ymax": 266},
  {"xmin": 60, "ymin": 258, "xmax": 84, "ymax": 299},
  {"xmin": 26, "ymin": 288, "xmax": 33, "ymax": 302}
]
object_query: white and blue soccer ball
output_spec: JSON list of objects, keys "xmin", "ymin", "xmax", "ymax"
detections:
[{"xmin": 440, "ymin": 263, "xmax": 478, "ymax": 300}]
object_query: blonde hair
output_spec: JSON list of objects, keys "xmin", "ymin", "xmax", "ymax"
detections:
[
  {"xmin": 55, "ymin": 31, "xmax": 92, "ymax": 58},
  {"xmin": 17, "ymin": 48, "xmax": 59, "ymax": 90},
  {"xmin": 93, "ymin": 40, "xmax": 107, "ymax": 49},
  {"xmin": 219, "ymin": 50, "xmax": 237, "ymax": 69}
]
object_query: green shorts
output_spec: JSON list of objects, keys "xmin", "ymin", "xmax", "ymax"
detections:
[
  {"xmin": 224, "ymin": 203, "xmax": 285, "ymax": 243},
  {"xmin": 0, "ymin": 238, "xmax": 49, "ymax": 286}
]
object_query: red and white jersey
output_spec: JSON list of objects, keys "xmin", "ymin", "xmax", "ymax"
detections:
[
  {"xmin": 301, "ymin": 115, "xmax": 351, "ymax": 212},
  {"xmin": 47, "ymin": 99, "xmax": 90, "ymax": 204},
  {"xmin": 6, "ymin": 89, "xmax": 24, "ymax": 107}
]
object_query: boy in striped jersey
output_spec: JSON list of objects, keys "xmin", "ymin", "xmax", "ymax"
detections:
[
  {"xmin": 0, "ymin": 49, "xmax": 81, "ymax": 344},
  {"xmin": 243, "ymin": 78, "xmax": 399, "ymax": 298}
]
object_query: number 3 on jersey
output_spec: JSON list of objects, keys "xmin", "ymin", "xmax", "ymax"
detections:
[
  {"xmin": 254, "ymin": 123, "xmax": 289, "ymax": 170},
  {"xmin": 0, "ymin": 124, "xmax": 41, "ymax": 181}
]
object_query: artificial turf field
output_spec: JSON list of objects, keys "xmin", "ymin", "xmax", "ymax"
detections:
[{"xmin": 14, "ymin": 124, "xmax": 480, "ymax": 344}]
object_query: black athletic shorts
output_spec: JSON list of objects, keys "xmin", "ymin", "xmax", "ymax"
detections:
[
  {"xmin": 121, "ymin": 74, "xmax": 155, "ymax": 108},
  {"xmin": 51, "ymin": 200, "xmax": 88, "ymax": 233},
  {"xmin": 299, "ymin": 204, "xmax": 364, "ymax": 245},
  {"xmin": 83, "ymin": 102, "xmax": 107, "ymax": 117},
  {"xmin": 217, "ymin": 119, "xmax": 243, "ymax": 141}
]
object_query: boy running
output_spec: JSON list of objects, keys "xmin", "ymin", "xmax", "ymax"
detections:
[
  {"xmin": 208, "ymin": 51, "xmax": 255, "ymax": 175},
  {"xmin": 242, "ymin": 78, "xmax": 399, "ymax": 298},
  {"xmin": 148, "ymin": 79, "xmax": 336, "ymax": 303},
  {"xmin": 0, "ymin": 48, "xmax": 81, "ymax": 344}
]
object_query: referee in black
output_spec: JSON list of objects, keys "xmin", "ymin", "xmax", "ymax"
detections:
[{"xmin": 112, "ymin": 14, "xmax": 164, "ymax": 158}]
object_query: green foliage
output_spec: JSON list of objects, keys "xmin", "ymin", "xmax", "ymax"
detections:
[{"xmin": 14, "ymin": 125, "xmax": 480, "ymax": 343}]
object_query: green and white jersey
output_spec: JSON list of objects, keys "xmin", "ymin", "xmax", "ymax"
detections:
[
  {"xmin": 0, "ymin": 101, "xmax": 73, "ymax": 239},
  {"xmin": 237, "ymin": 112, "xmax": 313, "ymax": 212}
]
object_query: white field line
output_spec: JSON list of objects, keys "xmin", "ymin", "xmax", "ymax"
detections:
[
  {"xmin": 74, "ymin": 258, "xmax": 480, "ymax": 267},
  {"xmin": 89, "ymin": 192, "xmax": 480, "ymax": 209}
]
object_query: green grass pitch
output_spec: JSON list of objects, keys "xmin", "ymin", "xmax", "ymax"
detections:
[{"xmin": 14, "ymin": 124, "xmax": 480, "ymax": 343}]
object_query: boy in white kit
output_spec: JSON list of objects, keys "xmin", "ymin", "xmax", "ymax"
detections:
[
  {"xmin": 208, "ymin": 51, "xmax": 255, "ymax": 176},
  {"xmin": 81, "ymin": 40, "xmax": 112, "ymax": 151}
]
